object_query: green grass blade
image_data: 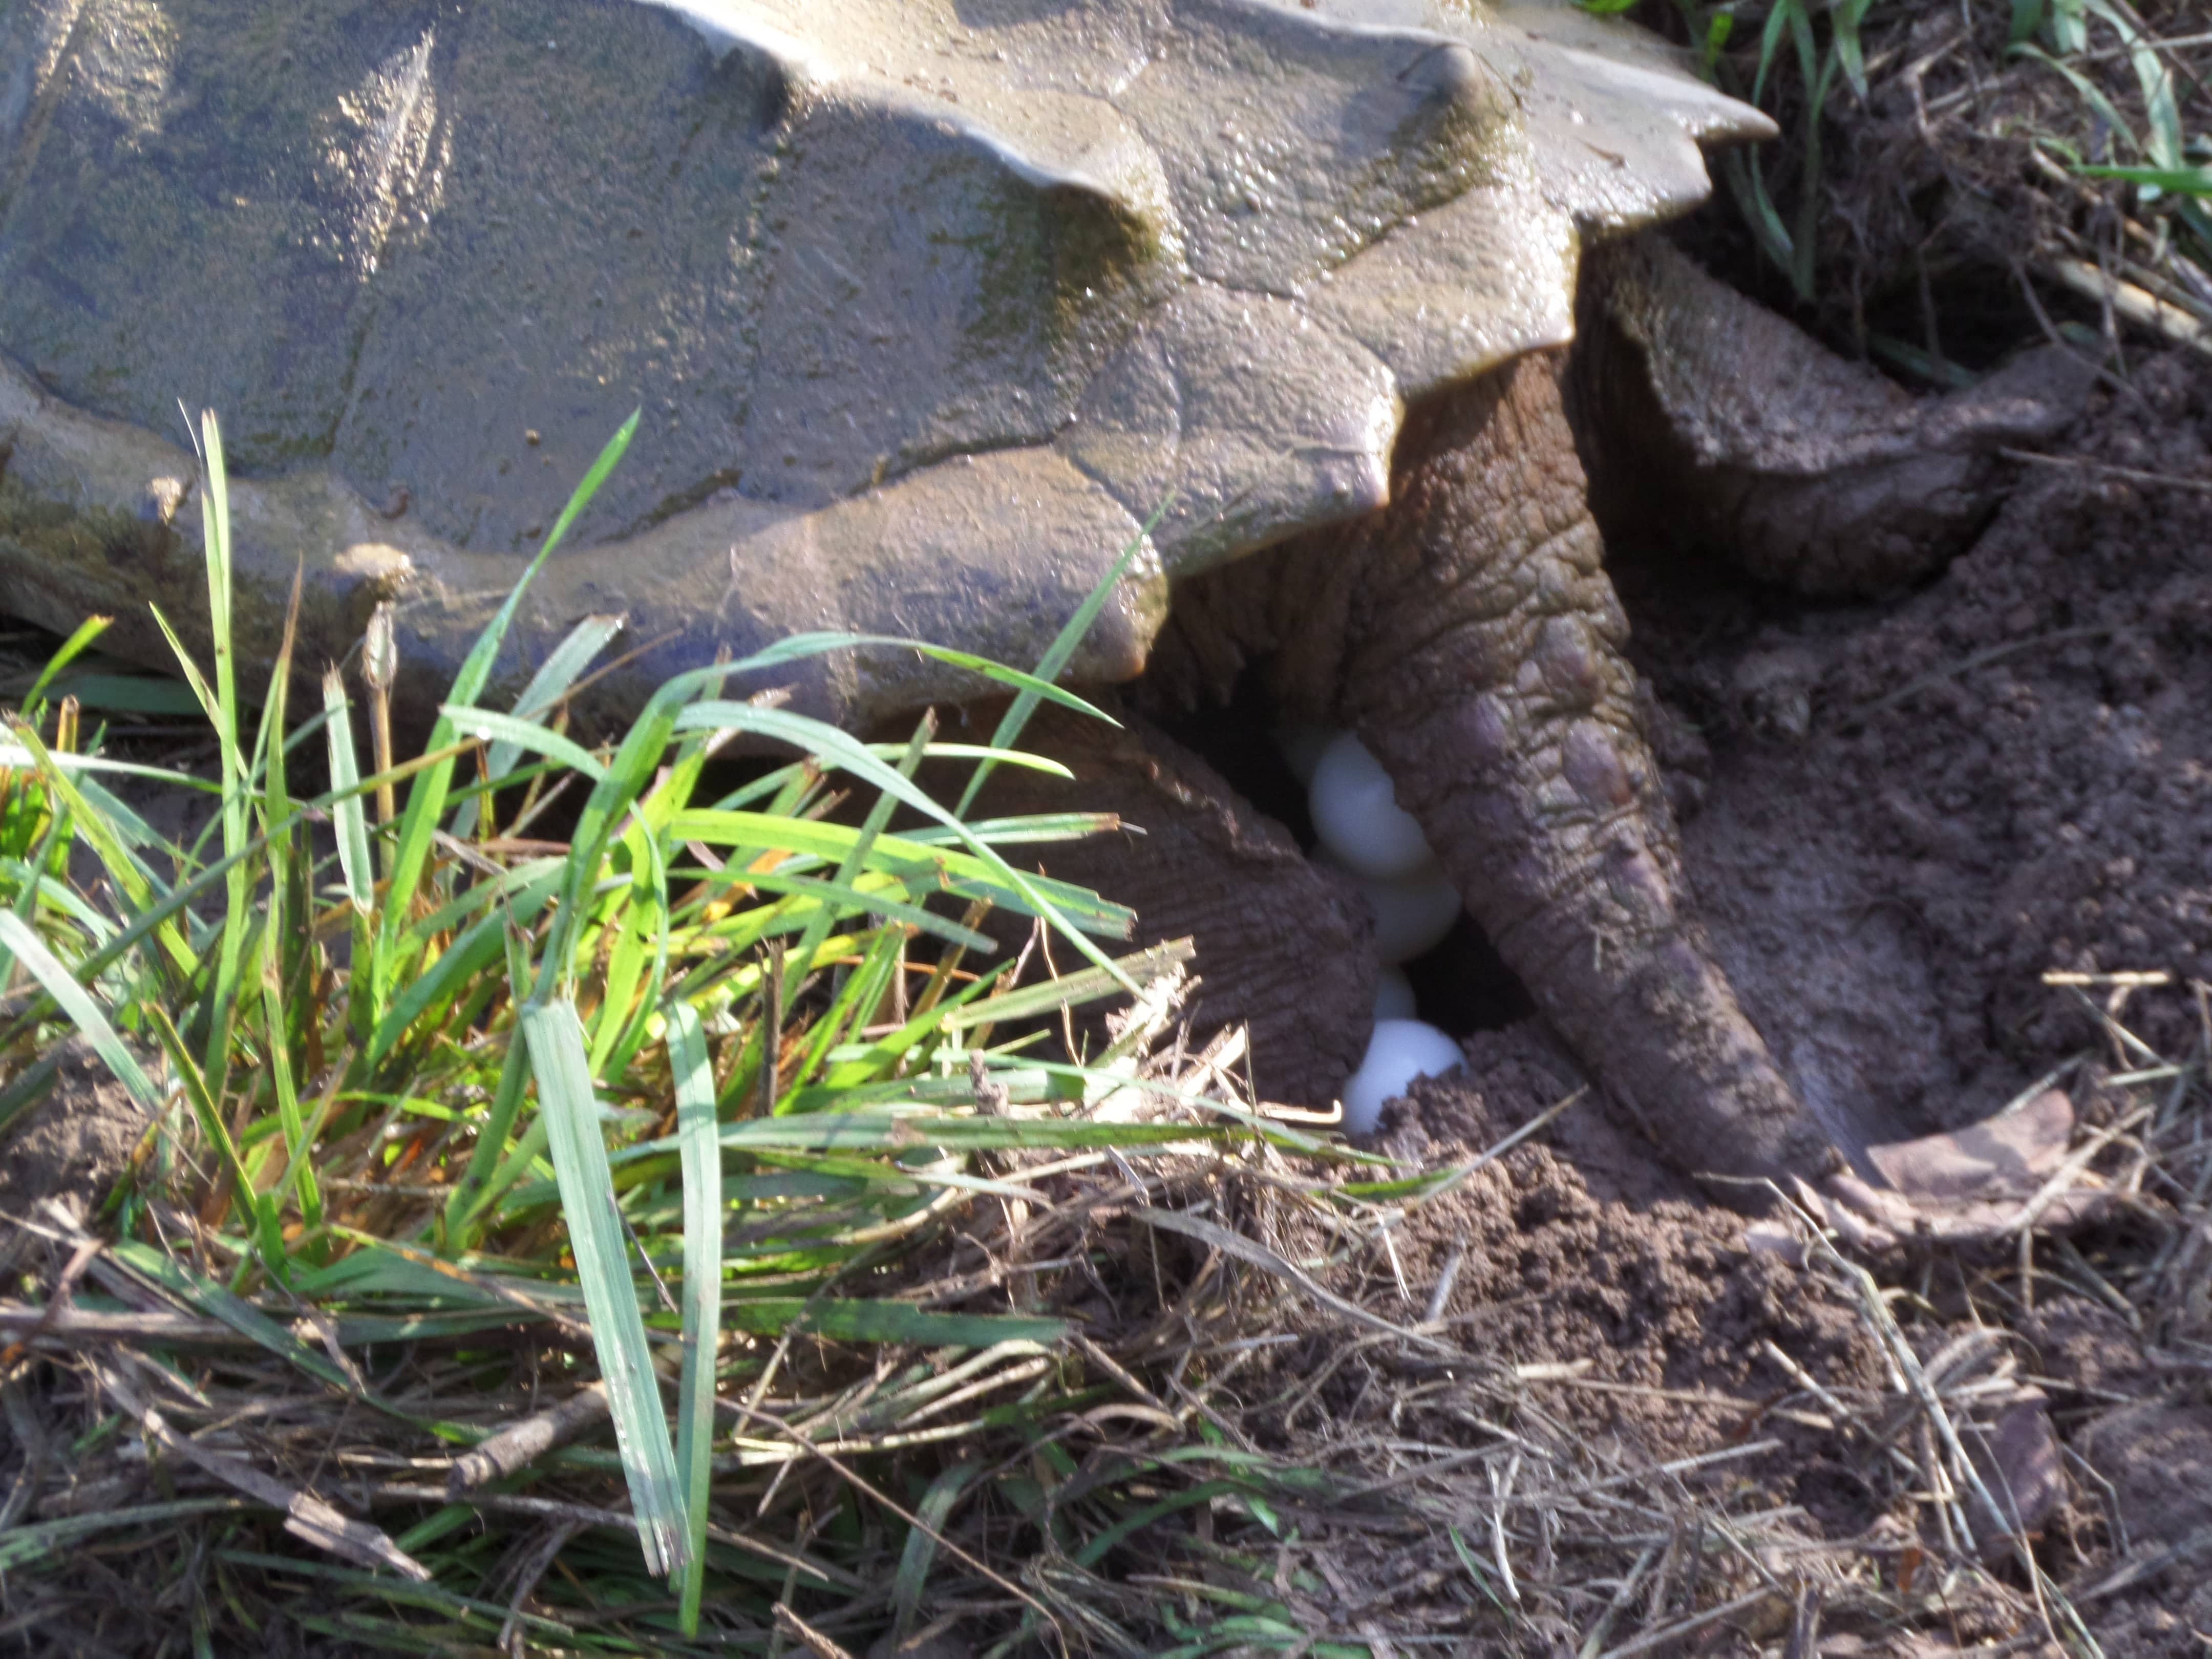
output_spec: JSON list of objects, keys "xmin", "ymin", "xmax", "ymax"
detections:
[
  {"xmin": 322, "ymin": 671, "xmax": 376, "ymax": 916},
  {"xmin": 669, "ymin": 810, "xmax": 1131, "ymax": 935},
  {"xmin": 192, "ymin": 411, "xmax": 253, "ymax": 1100},
  {"xmin": 254, "ymin": 577, "xmax": 313, "ymax": 1229},
  {"xmin": 0, "ymin": 911, "xmax": 163, "ymax": 1111},
  {"xmin": 0, "ymin": 793, "xmax": 72, "ymax": 994},
  {"xmin": 0, "ymin": 742, "xmax": 208, "ymax": 799},
  {"xmin": 506, "ymin": 613, "xmax": 628, "ymax": 727},
  {"xmin": 667, "ymin": 1001, "xmax": 720, "ymax": 1636},
  {"xmin": 140, "ymin": 1003, "xmax": 256, "ymax": 1222},
  {"xmin": 0, "ymin": 1503, "xmax": 248, "ymax": 1573},
  {"xmin": 30, "ymin": 671, "xmax": 204, "ymax": 718},
  {"xmin": 731, "ymin": 632, "xmax": 1111, "ymax": 720},
  {"xmin": 18, "ymin": 614, "xmax": 113, "ymax": 719},
  {"xmin": 2013, "ymin": 42, "xmax": 2145, "ymax": 154},
  {"xmin": 258, "ymin": 927, "xmax": 318, "ymax": 1237},
  {"xmin": 892, "ymin": 1463, "xmax": 983, "ymax": 1637},
  {"xmin": 368, "ymin": 875, "xmax": 559, "ymax": 1069},
  {"xmin": 2082, "ymin": 0, "xmax": 2180, "ymax": 169},
  {"xmin": 587, "ymin": 828, "xmax": 664, "ymax": 1078},
  {"xmin": 0, "ymin": 860, "xmax": 117, "ymax": 944},
  {"xmin": 143, "ymin": 603, "xmax": 224, "ymax": 738},
  {"xmin": 1834, "ymin": 0, "xmax": 1873, "ymax": 102},
  {"xmin": 779, "ymin": 927, "xmax": 904, "ymax": 1109},
  {"xmin": 2076, "ymin": 163, "xmax": 2212, "ymax": 195},
  {"xmin": 5, "ymin": 726, "xmax": 198, "ymax": 988},
  {"xmin": 109, "ymin": 1240, "xmax": 365, "ymax": 1399},
  {"xmin": 1751, "ymin": 0, "xmax": 1794, "ymax": 108},
  {"xmin": 771, "ymin": 716, "xmax": 932, "ymax": 1095},
  {"xmin": 525, "ymin": 662, "xmax": 706, "ymax": 1010},
  {"xmin": 900, "ymin": 811, "xmax": 1113, "ymax": 847},
  {"xmin": 451, "ymin": 612, "xmax": 626, "ymax": 839},
  {"xmin": 698, "ymin": 869, "xmax": 994, "ymax": 953},
  {"xmin": 374, "ymin": 413, "xmax": 638, "ymax": 1007},
  {"xmin": 955, "ymin": 517, "xmax": 1159, "ymax": 816},
  {"xmin": 397, "ymin": 855, "xmax": 566, "ymax": 947},
  {"xmin": 674, "ymin": 704, "xmax": 1134, "ymax": 981},
  {"xmin": 439, "ymin": 1036, "xmax": 534, "ymax": 1255},
  {"xmin": 517, "ymin": 998, "xmax": 687, "ymax": 1577},
  {"xmin": 438, "ymin": 706, "xmax": 610, "ymax": 783}
]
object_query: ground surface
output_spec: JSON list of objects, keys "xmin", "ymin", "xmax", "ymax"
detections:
[
  {"xmin": 1230, "ymin": 347, "xmax": 2212, "ymax": 1651},
  {"xmin": 1622, "ymin": 348, "xmax": 2212, "ymax": 1158},
  {"xmin": 0, "ymin": 1036, "xmax": 151, "ymax": 1221}
]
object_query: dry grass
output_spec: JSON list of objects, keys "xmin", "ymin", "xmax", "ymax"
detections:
[{"xmin": 9, "ymin": 902, "xmax": 2198, "ymax": 1654}]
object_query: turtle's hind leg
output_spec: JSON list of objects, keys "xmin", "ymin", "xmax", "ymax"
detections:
[
  {"xmin": 1575, "ymin": 236, "xmax": 2090, "ymax": 595},
  {"xmin": 1311, "ymin": 352, "xmax": 1837, "ymax": 1193},
  {"xmin": 951, "ymin": 700, "xmax": 1379, "ymax": 1109}
]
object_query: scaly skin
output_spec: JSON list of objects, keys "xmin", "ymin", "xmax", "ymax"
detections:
[
  {"xmin": 1142, "ymin": 262, "xmax": 2086, "ymax": 1199},
  {"xmin": 1577, "ymin": 239, "xmax": 2091, "ymax": 595},
  {"xmin": 941, "ymin": 701, "xmax": 1380, "ymax": 1107},
  {"xmin": 1347, "ymin": 358, "xmax": 1841, "ymax": 1188},
  {"xmin": 1156, "ymin": 351, "xmax": 1835, "ymax": 1193}
]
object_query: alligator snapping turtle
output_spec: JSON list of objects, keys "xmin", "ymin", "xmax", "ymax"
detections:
[{"xmin": 0, "ymin": 0, "xmax": 2078, "ymax": 1223}]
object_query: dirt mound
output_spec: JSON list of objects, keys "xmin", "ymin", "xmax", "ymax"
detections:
[
  {"xmin": 1211, "ymin": 1015, "xmax": 2202, "ymax": 1653},
  {"xmin": 1607, "ymin": 349, "xmax": 2212, "ymax": 1161},
  {"xmin": 1376, "ymin": 1029, "xmax": 1883, "ymax": 1506},
  {"xmin": 1206, "ymin": 1022, "xmax": 2051, "ymax": 1649}
]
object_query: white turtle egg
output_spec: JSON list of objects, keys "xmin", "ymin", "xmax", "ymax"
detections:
[
  {"xmin": 1309, "ymin": 731, "xmax": 1433, "ymax": 880},
  {"xmin": 1360, "ymin": 863, "xmax": 1463, "ymax": 964},
  {"xmin": 1373, "ymin": 965, "xmax": 1417, "ymax": 1021},
  {"xmin": 1273, "ymin": 722, "xmax": 1338, "ymax": 788},
  {"xmin": 1341, "ymin": 1018, "xmax": 1463, "ymax": 1137},
  {"xmin": 1313, "ymin": 847, "xmax": 1463, "ymax": 964}
]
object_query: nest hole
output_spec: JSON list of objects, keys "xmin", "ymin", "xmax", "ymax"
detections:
[{"xmin": 1146, "ymin": 676, "xmax": 1536, "ymax": 1041}]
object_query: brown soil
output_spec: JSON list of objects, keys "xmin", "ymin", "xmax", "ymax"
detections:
[
  {"xmin": 1208, "ymin": 1013, "xmax": 2199, "ymax": 1653},
  {"xmin": 1235, "ymin": 350, "xmax": 2212, "ymax": 1647},
  {"xmin": 1609, "ymin": 349, "xmax": 2212, "ymax": 1166},
  {"xmin": 1376, "ymin": 1028, "xmax": 1883, "ymax": 1484},
  {"xmin": 0, "ymin": 1034, "xmax": 151, "ymax": 1223}
]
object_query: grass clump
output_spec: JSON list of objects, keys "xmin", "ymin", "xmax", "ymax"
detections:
[
  {"xmin": 1627, "ymin": 0, "xmax": 2212, "ymax": 382},
  {"xmin": 0, "ymin": 410, "xmax": 1344, "ymax": 1653}
]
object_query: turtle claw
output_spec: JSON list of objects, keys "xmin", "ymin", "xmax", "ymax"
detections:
[
  {"xmin": 1789, "ymin": 1172, "xmax": 1912, "ymax": 1255},
  {"xmin": 1767, "ymin": 1089, "xmax": 2110, "ymax": 1257}
]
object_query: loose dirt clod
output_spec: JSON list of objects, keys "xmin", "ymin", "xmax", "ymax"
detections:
[{"xmin": 0, "ymin": 1036, "xmax": 151, "ymax": 1222}]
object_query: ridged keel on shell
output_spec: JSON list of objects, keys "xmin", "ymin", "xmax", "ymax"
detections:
[{"xmin": 0, "ymin": 0, "xmax": 1766, "ymax": 726}]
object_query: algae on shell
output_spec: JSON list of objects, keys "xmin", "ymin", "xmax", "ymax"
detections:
[{"xmin": 0, "ymin": 0, "xmax": 1763, "ymax": 724}]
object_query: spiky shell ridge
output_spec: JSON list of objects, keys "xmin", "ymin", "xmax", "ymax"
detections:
[
  {"xmin": 658, "ymin": 0, "xmax": 1770, "ymax": 582},
  {"xmin": 0, "ymin": 0, "xmax": 1767, "ymax": 724}
]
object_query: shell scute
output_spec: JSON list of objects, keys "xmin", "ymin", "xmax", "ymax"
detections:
[{"xmin": 0, "ymin": 0, "xmax": 1767, "ymax": 726}]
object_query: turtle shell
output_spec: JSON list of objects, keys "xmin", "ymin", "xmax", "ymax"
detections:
[{"xmin": 0, "ymin": 0, "xmax": 1768, "ymax": 724}]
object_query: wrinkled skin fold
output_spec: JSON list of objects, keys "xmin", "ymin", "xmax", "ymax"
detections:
[{"xmin": 1131, "ymin": 242, "xmax": 2089, "ymax": 1207}]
